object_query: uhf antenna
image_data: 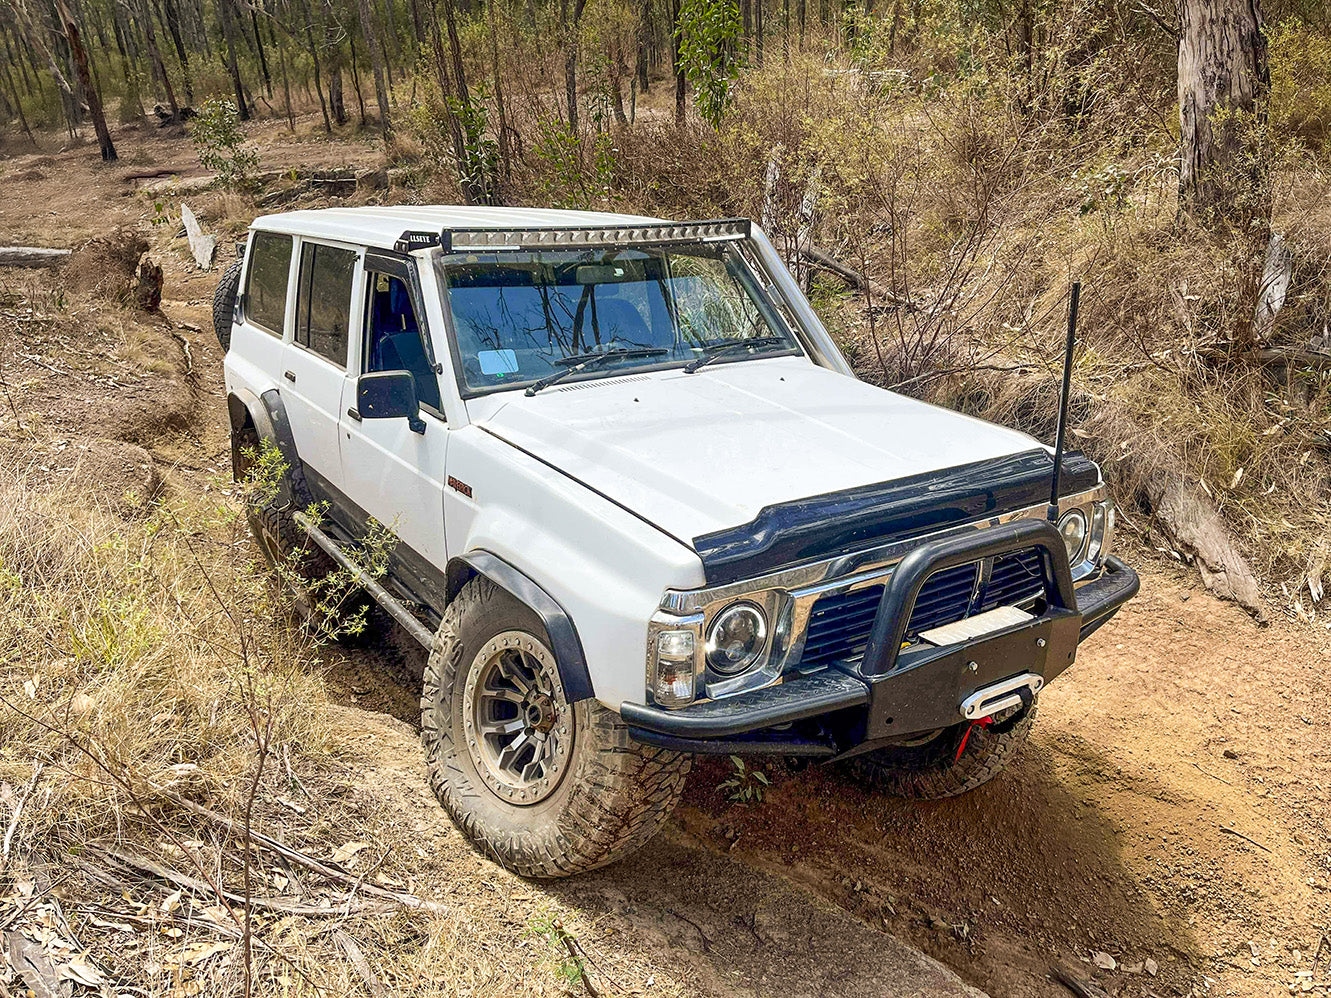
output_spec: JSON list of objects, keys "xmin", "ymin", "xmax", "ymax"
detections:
[{"xmin": 1048, "ymin": 282, "xmax": 1080, "ymax": 523}]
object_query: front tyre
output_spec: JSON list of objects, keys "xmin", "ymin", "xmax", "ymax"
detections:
[
  {"xmin": 421, "ymin": 577, "xmax": 691, "ymax": 878},
  {"xmin": 846, "ymin": 702, "xmax": 1037, "ymax": 800}
]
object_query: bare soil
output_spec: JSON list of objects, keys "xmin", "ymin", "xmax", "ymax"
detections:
[{"xmin": 3, "ymin": 121, "xmax": 1329, "ymax": 998}]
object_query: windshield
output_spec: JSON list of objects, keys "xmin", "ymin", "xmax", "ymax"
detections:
[{"xmin": 434, "ymin": 242, "xmax": 802, "ymax": 395}]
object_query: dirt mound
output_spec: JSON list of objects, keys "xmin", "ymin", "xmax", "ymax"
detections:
[
  {"xmin": 63, "ymin": 229, "xmax": 150, "ymax": 301},
  {"xmin": 0, "ymin": 437, "xmax": 162, "ymax": 515}
]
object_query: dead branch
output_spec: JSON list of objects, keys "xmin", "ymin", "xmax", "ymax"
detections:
[
  {"xmin": 333, "ymin": 929, "xmax": 391, "ymax": 998},
  {"xmin": 1, "ymin": 762, "xmax": 44, "ymax": 875},
  {"xmin": 160, "ymin": 793, "xmax": 449, "ymax": 914},
  {"xmin": 799, "ymin": 244, "xmax": 909, "ymax": 307},
  {"xmin": 89, "ymin": 843, "xmax": 389, "ymax": 917},
  {"xmin": 1051, "ymin": 965, "xmax": 1112, "ymax": 998},
  {"xmin": 1218, "ymin": 826, "xmax": 1272, "ymax": 853}
]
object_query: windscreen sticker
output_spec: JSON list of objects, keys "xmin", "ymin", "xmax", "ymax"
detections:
[{"xmin": 478, "ymin": 349, "xmax": 520, "ymax": 376}]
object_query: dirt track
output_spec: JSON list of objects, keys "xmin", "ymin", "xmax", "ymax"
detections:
[{"xmin": 3, "ymin": 124, "xmax": 1330, "ymax": 998}]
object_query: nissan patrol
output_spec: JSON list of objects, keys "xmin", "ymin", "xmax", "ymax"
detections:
[{"xmin": 216, "ymin": 206, "xmax": 1139, "ymax": 878}]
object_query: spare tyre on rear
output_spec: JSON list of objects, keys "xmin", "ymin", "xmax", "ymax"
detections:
[{"xmin": 212, "ymin": 258, "xmax": 242, "ymax": 352}]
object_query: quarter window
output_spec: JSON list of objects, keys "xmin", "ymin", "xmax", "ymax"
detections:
[
  {"xmin": 295, "ymin": 242, "xmax": 357, "ymax": 367},
  {"xmin": 244, "ymin": 231, "xmax": 292, "ymax": 336}
]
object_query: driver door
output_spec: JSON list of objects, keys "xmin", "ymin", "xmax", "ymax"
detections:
[{"xmin": 339, "ymin": 252, "xmax": 449, "ymax": 593}]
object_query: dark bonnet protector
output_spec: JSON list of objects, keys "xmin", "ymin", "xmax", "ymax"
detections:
[{"xmin": 693, "ymin": 449, "xmax": 1100, "ymax": 586}]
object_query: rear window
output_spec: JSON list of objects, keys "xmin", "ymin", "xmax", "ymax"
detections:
[
  {"xmin": 295, "ymin": 242, "xmax": 357, "ymax": 367},
  {"xmin": 244, "ymin": 231, "xmax": 292, "ymax": 336}
]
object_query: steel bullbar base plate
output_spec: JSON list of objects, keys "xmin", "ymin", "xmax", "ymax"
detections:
[{"xmin": 862, "ymin": 607, "xmax": 1081, "ymax": 740}]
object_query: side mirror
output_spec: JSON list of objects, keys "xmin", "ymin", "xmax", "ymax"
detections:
[{"xmin": 358, "ymin": 370, "xmax": 425, "ymax": 434}]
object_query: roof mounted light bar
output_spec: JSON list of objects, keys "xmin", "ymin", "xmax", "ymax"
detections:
[{"xmin": 394, "ymin": 218, "xmax": 751, "ymax": 255}]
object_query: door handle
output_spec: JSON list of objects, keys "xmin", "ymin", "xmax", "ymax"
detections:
[
  {"xmin": 346, "ymin": 407, "xmax": 362, "ymax": 421},
  {"xmin": 284, "ymin": 370, "xmax": 296, "ymax": 383}
]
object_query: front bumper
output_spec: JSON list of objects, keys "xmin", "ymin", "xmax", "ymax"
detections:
[{"xmin": 621, "ymin": 520, "xmax": 1139, "ymax": 756}]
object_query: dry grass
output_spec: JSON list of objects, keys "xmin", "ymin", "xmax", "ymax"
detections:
[{"xmin": 0, "ymin": 456, "xmax": 644, "ymax": 996}]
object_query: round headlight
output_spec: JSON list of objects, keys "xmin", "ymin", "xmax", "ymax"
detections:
[
  {"xmin": 1057, "ymin": 509, "xmax": 1089, "ymax": 563},
  {"xmin": 705, "ymin": 602, "xmax": 768, "ymax": 676}
]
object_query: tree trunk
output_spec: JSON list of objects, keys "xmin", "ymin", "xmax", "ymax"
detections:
[
  {"xmin": 560, "ymin": 0, "xmax": 587, "ymax": 131},
  {"xmin": 348, "ymin": 27, "xmax": 368, "ymax": 125},
  {"xmin": 329, "ymin": 62, "xmax": 348, "ymax": 124},
  {"xmin": 1177, "ymin": 0, "xmax": 1270, "ymax": 227},
  {"xmin": 54, "ymin": 0, "xmax": 116, "ymax": 159},
  {"xmin": 636, "ymin": 0, "xmax": 650, "ymax": 92},
  {"xmin": 670, "ymin": 0, "xmax": 684, "ymax": 122},
  {"xmin": 10, "ymin": 0, "xmax": 80, "ymax": 130},
  {"xmin": 136, "ymin": 0, "xmax": 179, "ymax": 119},
  {"xmin": 407, "ymin": 0, "xmax": 425, "ymax": 47},
  {"xmin": 755, "ymin": 0, "xmax": 763, "ymax": 64},
  {"xmin": 354, "ymin": 0, "xmax": 391, "ymax": 137},
  {"xmin": 251, "ymin": 9, "xmax": 273, "ymax": 97},
  {"xmin": 427, "ymin": 0, "xmax": 481, "ymax": 203},
  {"xmin": 158, "ymin": 0, "xmax": 194, "ymax": 102},
  {"xmin": 218, "ymin": 0, "xmax": 249, "ymax": 119},
  {"xmin": 486, "ymin": 0, "xmax": 511, "ymax": 189},
  {"xmin": 300, "ymin": 0, "xmax": 332, "ymax": 132},
  {"xmin": 0, "ymin": 48, "xmax": 37, "ymax": 146},
  {"xmin": 275, "ymin": 11, "xmax": 294, "ymax": 128}
]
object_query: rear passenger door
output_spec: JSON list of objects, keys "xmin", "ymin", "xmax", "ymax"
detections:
[
  {"xmin": 283, "ymin": 239, "xmax": 359, "ymax": 505},
  {"xmin": 229, "ymin": 229, "xmax": 294, "ymax": 396},
  {"xmin": 340, "ymin": 252, "xmax": 449, "ymax": 591}
]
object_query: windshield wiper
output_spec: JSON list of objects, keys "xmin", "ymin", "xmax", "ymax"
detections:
[
  {"xmin": 525, "ymin": 347, "xmax": 669, "ymax": 396},
  {"xmin": 683, "ymin": 335, "xmax": 786, "ymax": 374}
]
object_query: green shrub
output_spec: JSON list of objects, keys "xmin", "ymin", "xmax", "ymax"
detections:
[{"xmin": 190, "ymin": 98, "xmax": 259, "ymax": 188}]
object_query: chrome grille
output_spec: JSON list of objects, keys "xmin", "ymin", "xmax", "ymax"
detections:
[{"xmin": 797, "ymin": 549, "xmax": 1046, "ymax": 670}]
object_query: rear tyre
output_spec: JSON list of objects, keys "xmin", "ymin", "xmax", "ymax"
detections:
[
  {"xmin": 846, "ymin": 702, "xmax": 1037, "ymax": 799},
  {"xmin": 212, "ymin": 259, "xmax": 242, "ymax": 353},
  {"xmin": 420, "ymin": 577, "xmax": 691, "ymax": 878}
]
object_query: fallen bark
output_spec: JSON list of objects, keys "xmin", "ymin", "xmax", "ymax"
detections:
[
  {"xmin": 180, "ymin": 204, "xmax": 217, "ymax": 270},
  {"xmin": 1145, "ymin": 469, "xmax": 1266, "ymax": 621},
  {"xmin": 0, "ymin": 247, "xmax": 72, "ymax": 269}
]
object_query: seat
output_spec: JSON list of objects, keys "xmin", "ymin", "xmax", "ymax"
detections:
[
  {"xmin": 369, "ymin": 277, "xmax": 441, "ymax": 410},
  {"xmin": 588, "ymin": 297, "xmax": 653, "ymax": 348}
]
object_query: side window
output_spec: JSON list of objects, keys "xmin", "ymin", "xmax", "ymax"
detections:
[
  {"xmin": 294, "ymin": 242, "xmax": 357, "ymax": 367},
  {"xmin": 363, "ymin": 270, "xmax": 442, "ymax": 411},
  {"xmin": 244, "ymin": 232, "xmax": 292, "ymax": 336}
]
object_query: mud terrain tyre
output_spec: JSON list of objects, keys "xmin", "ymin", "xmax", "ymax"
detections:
[
  {"xmin": 213, "ymin": 259, "xmax": 242, "ymax": 352},
  {"xmin": 421, "ymin": 577, "xmax": 691, "ymax": 878},
  {"xmin": 846, "ymin": 702, "xmax": 1037, "ymax": 799}
]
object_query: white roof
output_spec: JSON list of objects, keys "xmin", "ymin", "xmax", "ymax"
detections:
[{"xmin": 251, "ymin": 205, "xmax": 671, "ymax": 250}]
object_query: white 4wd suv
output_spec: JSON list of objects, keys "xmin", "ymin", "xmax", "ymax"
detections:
[{"xmin": 218, "ymin": 207, "xmax": 1138, "ymax": 878}]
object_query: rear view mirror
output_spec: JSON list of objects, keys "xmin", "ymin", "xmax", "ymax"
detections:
[{"xmin": 358, "ymin": 370, "xmax": 425, "ymax": 434}]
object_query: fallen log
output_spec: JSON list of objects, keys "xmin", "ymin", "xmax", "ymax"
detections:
[
  {"xmin": 799, "ymin": 244, "xmax": 910, "ymax": 306},
  {"xmin": 0, "ymin": 247, "xmax": 72, "ymax": 269}
]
